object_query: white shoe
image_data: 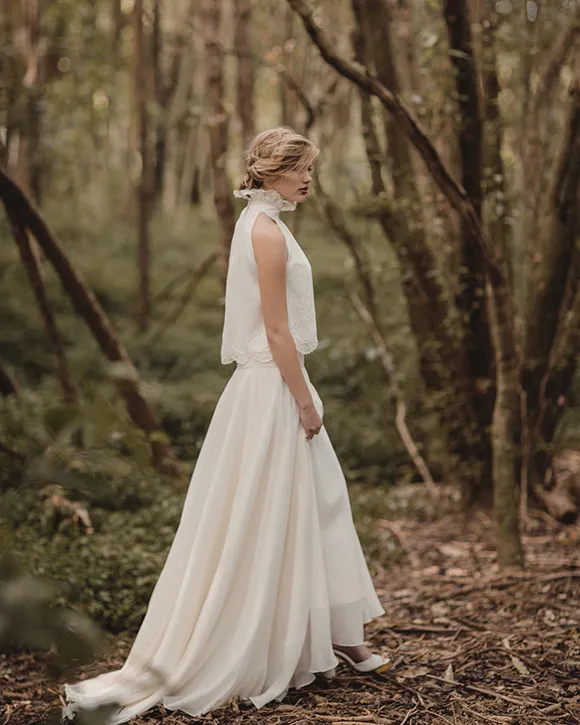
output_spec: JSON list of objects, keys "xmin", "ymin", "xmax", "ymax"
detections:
[{"xmin": 332, "ymin": 648, "xmax": 392, "ymax": 674}]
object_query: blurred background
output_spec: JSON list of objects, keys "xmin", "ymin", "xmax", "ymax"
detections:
[{"xmin": 0, "ymin": 1, "xmax": 579, "ymax": 715}]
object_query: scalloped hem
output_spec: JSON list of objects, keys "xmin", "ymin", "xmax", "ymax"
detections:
[{"xmin": 222, "ymin": 342, "xmax": 318, "ymax": 367}]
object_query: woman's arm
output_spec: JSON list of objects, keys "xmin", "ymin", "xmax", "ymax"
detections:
[{"xmin": 251, "ymin": 213, "xmax": 320, "ymax": 429}]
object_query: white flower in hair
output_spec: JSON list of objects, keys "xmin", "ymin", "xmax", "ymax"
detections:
[{"xmin": 233, "ymin": 187, "xmax": 297, "ymax": 212}]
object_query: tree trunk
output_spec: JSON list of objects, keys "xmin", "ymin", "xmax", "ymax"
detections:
[
  {"xmin": 162, "ymin": 26, "xmax": 197, "ymax": 215},
  {"xmin": 12, "ymin": 223, "xmax": 76, "ymax": 403},
  {"xmin": 235, "ymin": 0, "xmax": 256, "ymax": 149},
  {"xmin": 133, "ymin": 0, "xmax": 155, "ymax": 332},
  {"xmin": 0, "ymin": 168, "xmax": 179, "ymax": 477},
  {"xmin": 152, "ymin": 0, "xmax": 166, "ymax": 199},
  {"xmin": 280, "ymin": 7, "xmax": 299, "ymax": 129},
  {"xmin": 288, "ymin": 0, "xmax": 523, "ymax": 566},
  {"xmin": 521, "ymin": 23, "xmax": 578, "ymax": 264},
  {"xmin": 353, "ymin": 0, "xmax": 488, "ymax": 499},
  {"xmin": 444, "ymin": 0, "xmax": 496, "ymax": 506},
  {"xmin": 204, "ymin": 0, "xmax": 235, "ymax": 285},
  {"xmin": 9, "ymin": 0, "xmax": 43, "ymax": 201},
  {"xmin": 522, "ymin": 78, "xmax": 580, "ymax": 494}
]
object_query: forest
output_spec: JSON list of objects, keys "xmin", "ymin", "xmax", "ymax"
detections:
[{"xmin": 0, "ymin": 0, "xmax": 579, "ymax": 723}]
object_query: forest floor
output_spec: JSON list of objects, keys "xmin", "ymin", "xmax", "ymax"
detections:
[{"xmin": 2, "ymin": 497, "xmax": 580, "ymax": 725}]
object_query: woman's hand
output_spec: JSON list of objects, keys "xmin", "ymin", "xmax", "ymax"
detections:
[{"xmin": 299, "ymin": 402, "xmax": 323, "ymax": 441}]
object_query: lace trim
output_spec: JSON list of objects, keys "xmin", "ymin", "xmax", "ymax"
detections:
[
  {"xmin": 221, "ymin": 338, "xmax": 318, "ymax": 366},
  {"xmin": 222, "ymin": 302, "xmax": 318, "ymax": 365},
  {"xmin": 233, "ymin": 188, "xmax": 297, "ymax": 213}
]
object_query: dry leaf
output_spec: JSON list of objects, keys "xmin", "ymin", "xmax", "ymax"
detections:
[
  {"xmin": 511, "ymin": 656, "xmax": 530, "ymax": 676},
  {"xmin": 443, "ymin": 663, "xmax": 454, "ymax": 682},
  {"xmin": 399, "ymin": 667, "xmax": 429, "ymax": 679},
  {"xmin": 438, "ymin": 544, "xmax": 464, "ymax": 558}
]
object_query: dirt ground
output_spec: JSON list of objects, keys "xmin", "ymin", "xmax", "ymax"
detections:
[{"xmin": 2, "ymin": 504, "xmax": 579, "ymax": 725}]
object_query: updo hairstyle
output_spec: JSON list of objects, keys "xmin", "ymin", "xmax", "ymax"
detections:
[{"xmin": 239, "ymin": 127, "xmax": 319, "ymax": 190}]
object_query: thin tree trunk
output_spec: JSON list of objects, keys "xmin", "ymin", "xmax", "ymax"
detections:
[
  {"xmin": 152, "ymin": 0, "xmax": 166, "ymax": 199},
  {"xmin": 0, "ymin": 168, "xmax": 179, "ymax": 476},
  {"xmin": 523, "ymin": 79, "xmax": 580, "ymax": 491},
  {"xmin": 279, "ymin": 7, "xmax": 296, "ymax": 128},
  {"xmin": 162, "ymin": 29, "xmax": 197, "ymax": 215},
  {"xmin": 133, "ymin": 0, "xmax": 155, "ymax": 332},
  {"xmin": 10, "ymin": 0, "xmax": 42, "ymax": 201},
  {"xmin": 235, "ymin": 0, "xmax": 255, "ymax": 149},
  {"xmin": 178, "ymin": 119, "xmax": 202, "ymax": 208},
  {"xmin": 522, "ymin": 26, "xmax": 579, "ymax": 293},
  {"xmin": 487, "ymin": 280, "xmax": 523, "ymax": 567},
  {"xmin": 204, "ymin": 0, "xmax": 235, "ymax": 285},
  {"xmin": 444, "ymin": 0, "xmax": 496, "ymax": 506},
  {"xmin": 12, "ymin": 224, "xmax": 76, "ymax": 403}
]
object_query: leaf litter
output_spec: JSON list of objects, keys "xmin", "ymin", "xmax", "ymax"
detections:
[{"xmin": 1, "ymin": 497, "xmax": 579, "ymax": 724}]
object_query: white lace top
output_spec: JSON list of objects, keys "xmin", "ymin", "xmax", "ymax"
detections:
[{"xmin": 220, "ymin": 188, "xmax": 318, "ymax": 365}]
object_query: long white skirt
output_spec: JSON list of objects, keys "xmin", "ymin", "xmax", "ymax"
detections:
[{"xmin": 62, "ymin": 353, "xmax": 385, "ymax": 723}]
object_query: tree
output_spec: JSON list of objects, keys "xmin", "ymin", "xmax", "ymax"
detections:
[
  {"xmin": 0, "ymin": 168, "xmax": 179, "ymax": 477},
  {"xmin": 286, "ymin": 0, "xmax": 527, "ymax": 566},
  {"xmin": 204, "ymin": 0, "xmax": 235, "ymax": 285},
  {"xmin": 235, "ymin": 0, "xmax": 256, "ymax": 149},
  {"xmin": 133, "ymin": 0, "xmax": 156, "ymax": 332}
]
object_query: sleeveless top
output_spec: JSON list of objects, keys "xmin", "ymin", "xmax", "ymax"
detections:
[{"xmin": 220, "ymin": 188, "xmax": 318, "ymax": 365}]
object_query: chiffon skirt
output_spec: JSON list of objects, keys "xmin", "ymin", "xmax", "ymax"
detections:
[{"xmin": 62, "ymin": 352, "xmax": 385, "ymax": 723}]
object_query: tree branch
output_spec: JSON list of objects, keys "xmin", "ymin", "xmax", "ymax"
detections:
[
  {"xmin": 531, "ymin": 23, "xmax": 580, "ymax": 118},
  {"xmin": 285, "ymin": 0, "xmax": 503, "ymax": 282}
]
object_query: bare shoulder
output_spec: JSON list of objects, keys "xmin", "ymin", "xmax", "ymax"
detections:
[{"xmin": 251, "ymin": 212, "xmax": 286, "ymax": 263}]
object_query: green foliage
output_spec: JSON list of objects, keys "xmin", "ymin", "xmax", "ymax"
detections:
[
  {"xmin": 2, "ymin": 176, "xmax": 577, "ymax": 636},
  {"xmin": 5, "ymin": 474, "xmax": 185, "ymax": 634},
  {"xmin": 0, "ymin": 201, "xmax": 425, "ymax": 634},
  {"xmin": 0, "ymin": 545, "xmax": 123, "ymax": 724}
]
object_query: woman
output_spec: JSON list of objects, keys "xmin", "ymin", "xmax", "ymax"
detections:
[{"xmin": 61, "ymin": 127, "xmax": 390, "ymax": 724}]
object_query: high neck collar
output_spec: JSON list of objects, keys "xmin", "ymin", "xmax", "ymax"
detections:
[{"xmin": 233, "ymin": 187, "xmax": 297, "ymax": 214}]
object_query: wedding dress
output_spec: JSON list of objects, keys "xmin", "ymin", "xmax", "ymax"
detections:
[{"xmin": 61, "ymin": 187, "xmax": 385, "ymax": 723}]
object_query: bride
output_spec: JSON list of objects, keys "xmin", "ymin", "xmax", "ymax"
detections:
[{"xmin": 61, "ymin": 126, "xmax": 390, "ymax": 724}]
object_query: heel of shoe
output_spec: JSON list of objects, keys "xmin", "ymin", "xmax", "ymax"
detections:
[
  {"xmin": 333, "ymin": 648, "xmax": 392, "ymax": 674},
  {"xmin": 321, "ymin": 666, "xmax": 337, "ymax": 679}
]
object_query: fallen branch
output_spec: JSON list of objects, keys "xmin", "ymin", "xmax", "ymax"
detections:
[
  {"xmin": 399, "ymin": 704, "xmax": 419, "ymax": 725},
  {"xmin": 424, "ymin": 674, "xmax": 542, "ymax": 707},
  {"xmin": 455, "ymin": 699, "xmax": 512, "ymax": 723},
  {"xmin": 314, "ymin": 716, "xmax": 375, "ymax": 723},
  {"xmin": 386, "ymin": 624, "xmax": 457, "ymax": 635},
  {"xmin": 350, "ymin": 291, "xmax": 438, "ymax": 500},
  {"xmin": 445, "ymin": 568, "xmax": 580, "ymax": 597}
]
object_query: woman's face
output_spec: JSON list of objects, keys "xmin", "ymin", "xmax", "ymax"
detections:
[{"xmin": 264, "ymin": 164, "xmax": 313, "ymax": 203}]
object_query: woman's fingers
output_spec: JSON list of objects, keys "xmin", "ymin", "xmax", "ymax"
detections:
[{"xmin": 305, "ymin": 426, "xmax": 322, "ymax": 440}]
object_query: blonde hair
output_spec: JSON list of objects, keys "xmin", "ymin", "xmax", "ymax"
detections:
[{"xmin": 240, "ymin": 126, "xmax": 319, "ymax": 190}]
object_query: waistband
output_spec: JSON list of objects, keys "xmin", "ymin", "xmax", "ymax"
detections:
[{"xmin": 236, "ymin": 352, "xmax": 305, "ymax": 369}]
